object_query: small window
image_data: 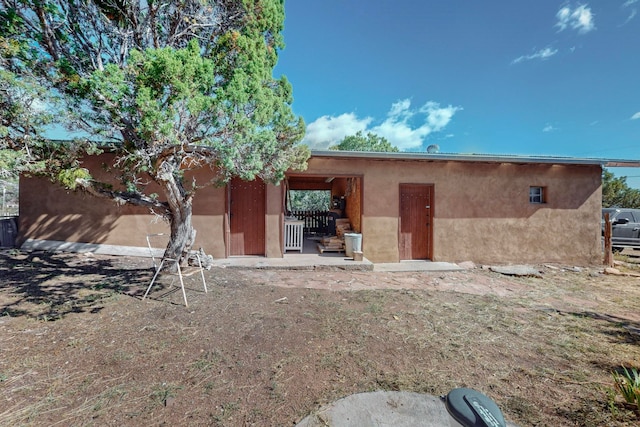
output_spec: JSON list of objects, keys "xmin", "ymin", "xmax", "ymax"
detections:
[{"xmin": 529, "ymin": 186, "xmax": 545, "ymax": 204}]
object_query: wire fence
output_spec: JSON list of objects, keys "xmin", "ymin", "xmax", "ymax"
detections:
[{"xmin": 1, "ymin": 180, "xmax": 18, "ymax": 217}]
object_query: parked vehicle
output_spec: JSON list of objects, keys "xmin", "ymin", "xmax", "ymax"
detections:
[{"xmin": 602, "ymin": 208, "xmax": 640, "ymax": 251}]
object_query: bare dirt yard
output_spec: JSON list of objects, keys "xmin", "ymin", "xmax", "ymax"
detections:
[{"xmin": 1, "ymin": 249, "xmax": 639, "ymax": 426}]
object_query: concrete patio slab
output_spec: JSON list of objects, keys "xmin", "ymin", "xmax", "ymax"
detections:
[
  {"xmin": 21, "ymin": 238, "xmax": 468, "ymax": 273},
  {"xmin": 210, "ymin": 255, "xmax": 467, "ymax": 272},
  {"xmin": 211, "ymin": 253, "xmax": 374, "ymax": 270},
  {"xmin": 295, "ymin": 391, "xmax": 518, "ymax": 427}
]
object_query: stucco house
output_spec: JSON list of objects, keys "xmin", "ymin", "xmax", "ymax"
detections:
[{"xmin": 17, "ymin": 150, "xmax": 640, "ymax": 265}]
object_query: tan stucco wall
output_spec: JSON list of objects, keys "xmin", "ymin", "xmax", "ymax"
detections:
[
  {"xmin": 191, "ymin": 171, "xmax": 227, "ymax": 259},
  {"xmin": 19, "ymin": 154, "xmax": 287, "ymax": 259},
  {"xmin": 19, "ymin": 154, "xmax": 603, "ymax": 265},
  {"xmin": 302, "ymin": 157, "xmax": 602, "ymax": 265},
  {"xmin": 19, "ymin": 155, "xmax": 229, "ymax": 258},
  {"xmin": 19, "ymin": 175, "xmax": 167, "ymax": 246}
]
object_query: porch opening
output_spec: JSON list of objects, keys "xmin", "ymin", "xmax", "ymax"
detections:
[{"xmin": 285, "ymin": 175, "xmax": 362, "ymax": 256}]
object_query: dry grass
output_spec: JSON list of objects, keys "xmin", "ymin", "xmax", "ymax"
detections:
[{"xmin": 1, "ymin": 250, "xmax": 640, "ymax": 426}]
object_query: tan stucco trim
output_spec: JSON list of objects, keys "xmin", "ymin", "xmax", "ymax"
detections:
[{"xmin": 265, "ymin": 183, "xmax": 283, "ymax": 258}]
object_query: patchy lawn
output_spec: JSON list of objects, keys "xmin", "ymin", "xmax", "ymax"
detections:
[{"xmin": 0, "ymin": 250, "xmax": 639, "ymax": 426}]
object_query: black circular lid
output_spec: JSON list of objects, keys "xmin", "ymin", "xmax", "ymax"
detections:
[{"xmin": 444, "ymin": 388, "xmax": 506, "ymax": 427}]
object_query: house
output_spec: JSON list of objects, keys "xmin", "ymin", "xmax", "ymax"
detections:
[{"xmin": 17, "ymin": 150, "xmax": 640, "ymax": 265}]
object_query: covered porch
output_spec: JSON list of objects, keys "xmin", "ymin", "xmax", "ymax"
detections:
[{"xmin": 282, "ymin": 174, "xmax": 363, "ymax": 258}]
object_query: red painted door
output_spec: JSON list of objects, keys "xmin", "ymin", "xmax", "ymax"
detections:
[
  {"xmin": 399, "ymin": 184, "xmax": 433, "ymax": 260},
  {"xmin": 229, "ymin": 178, "xmax": 265, "ymax": 256}
]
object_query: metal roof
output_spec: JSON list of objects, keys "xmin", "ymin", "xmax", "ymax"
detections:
[{"xmin": 310, "ymin": 150, "xmax": 640, "ymax": 167}]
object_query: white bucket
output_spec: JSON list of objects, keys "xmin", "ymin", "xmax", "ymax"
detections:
[{"xmin": 344, "ymin": 233, "xmax": 362, "ymax": 257}]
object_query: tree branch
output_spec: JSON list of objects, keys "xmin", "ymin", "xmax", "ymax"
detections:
[{"xmin": 75, "ymin": 177, "xmax": 169, "ymax": 214}]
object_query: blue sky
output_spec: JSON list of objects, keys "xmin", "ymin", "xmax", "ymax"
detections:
[{"xmin": 274, "ymin": 0, "xmax": 640, "ymax": 186}]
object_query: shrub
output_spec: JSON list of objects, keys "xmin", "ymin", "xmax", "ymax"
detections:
[{"xmin": 612, "ymin": 366, "xmax": 640, "ymax": 411}]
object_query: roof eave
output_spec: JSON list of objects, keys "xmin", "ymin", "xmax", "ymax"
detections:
[{"xmin": 309, "ymin": 150, "xmax": 640, "ymax": 167}]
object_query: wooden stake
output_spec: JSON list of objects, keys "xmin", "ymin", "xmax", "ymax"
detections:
[{"xmin": 603, "ymin": 212, "xmax": 614, "ymax": 267}]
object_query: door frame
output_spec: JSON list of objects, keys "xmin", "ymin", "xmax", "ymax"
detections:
[{"xmin": 398, "ymin": 183, "xmax": 434, "ymax": 260}]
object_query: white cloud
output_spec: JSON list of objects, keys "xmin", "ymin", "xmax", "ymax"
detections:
[
  {"xmin": 302, "ymin": 113, "xmax": 372, "ymax": 149},
  {"xmin": 512, "ymin": 47, "xmax": 558, "ymax": 64},
  {"xmin": 631, "ymin": 112, "xmax": 640, "ymax": 120},
  {"xmin": 388, "ymin": 99, "xmax": 413, "ymax": 118},
  {"xmin": 422, "ymin": 102, "xmax": 459, "ymax": 131},
  {"xmin": 302, "ymin": 99, "xmax": 462, "ymax": 151},
  {"xmin": 625, "ymin": 8, "xmax": 637, "ymax": 22},
  {"xmin": 556, "ymin": 5, "xmax": 595, "ymax": 34},
  {"xmin": 372, "ymin": 100, "xmax": 462, "ymax": 150},
  {"xmin": 621, "ymin": 0, "xmax": 638, "ymax": 26},
  {"xmin": 542, "ymin": 124, "xmax": 556, "ymax": 132}
]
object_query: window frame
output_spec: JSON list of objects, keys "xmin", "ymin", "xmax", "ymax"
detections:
[{"xmin": 529, "ymin": 186, "xmax": 545, "ymax": 204}]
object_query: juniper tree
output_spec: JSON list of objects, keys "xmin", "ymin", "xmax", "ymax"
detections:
[
  {"xmin": 0, "ymin": 0, "xmax": 308, "ymax": 262},
  {"xmin": 330, "ymin": 131, "xmax": 399, "ymax": 152}
]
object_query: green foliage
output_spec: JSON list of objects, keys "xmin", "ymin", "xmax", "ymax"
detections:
[
  {"xmin": 602, "ymin": 169, "xmax": 640, "ymax": 208},
  {"xmin": 1, "ymin": 0, "xmax": 307, "ymax": 183},
  {"xmin": 150, "ymin": 382, "xmax": 182, "ymax": 406},
  {"xmin": 0, "ymin": 0, "xmax": 309, "ymax": 258},
  {"xmin": 289, "ymin": 190, "xmax": 330, "ymax": 211},
  {"xmin": 330, "ymin": 131, "xmax": 399, "ymax": 152},
  {"xmin": 612, "ymin": 366, "xmax": 640, "ymax": 410},
  {"xmin": 0, "ymin": 150, "xmax": 20, "ymax": 179},
  {"xmin": 0, "ymin": 69, "xmax": 54, "ymax": 143},
  {"xmin": 57, "ymin": 167, "xmax": 91, "ymax": 190}
]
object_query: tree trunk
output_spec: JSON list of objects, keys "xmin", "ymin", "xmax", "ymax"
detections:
[
  {"xmin": 157, "ymin": 160, "xmax": 196, "ymax": 265},
  {"xmin": 164, "ymin": 197, "xmax": 196, "ymax": 264}
]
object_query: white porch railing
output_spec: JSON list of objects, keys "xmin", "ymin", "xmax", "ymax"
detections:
[{"xmin": 284, "ymin": 219, "xmax": 304, "ymax": 252}]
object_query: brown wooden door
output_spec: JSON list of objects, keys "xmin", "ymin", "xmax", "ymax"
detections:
[
  {"xmin": 229, "ymin": 177, "xmax": 265, "ymax": 256},
  {"xmin": 399, "ymin": 184, "xmax": 433, "ymax": 260}
]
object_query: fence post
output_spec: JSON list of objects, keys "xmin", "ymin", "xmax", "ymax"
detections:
[{"xmin": 603, "ymin": 212, "xmax": 614, "ymax": 268}]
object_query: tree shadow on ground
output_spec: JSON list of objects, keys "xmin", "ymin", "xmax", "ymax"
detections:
[
  {"xmin": 580, "ymin": 311, "xmax": 640, "ymax": 345},
  {"xmin": 0, "ymin": 250, "xmax": 155, "ymax": 320},
  {"xmin": 554, "ymin": 309, "xmax": 640, "ymax": 346}
]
